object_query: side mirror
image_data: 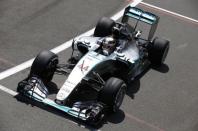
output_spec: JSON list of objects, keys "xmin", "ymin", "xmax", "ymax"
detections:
[
  {"xmin": 71, "ymin": 39, "xmax": 75, "ymax": 58},
  {"xmin": 72, "ymin": 39, "xmax": 75, "ymax": 50}
]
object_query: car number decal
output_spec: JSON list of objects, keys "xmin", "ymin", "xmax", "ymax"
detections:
[{"xmin": 78, "ymin": 60, "xmax": 89, "ymax": 72}]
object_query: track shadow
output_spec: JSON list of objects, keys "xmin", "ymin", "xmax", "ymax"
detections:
[
  {"xmin": 90, "ymin": 109, "xmax": 126, "ymax": 129},
  {"xmin": 127, "ymin": 79, "xmax": 140, "ymax": 99},
  {"xmin": 46, "ymin": 81, "xmax": 59, "ymax": 95},
  {"xmin": 152, "ymin": 63, "xmax": 169, "ymax": 73},
  {"xmin": 106, "ymin": 110, "xmax": 125, "ymax": 124},
  {"xmin": 126, "ymin": 63, "xmax": 169, "ymax": 99}
]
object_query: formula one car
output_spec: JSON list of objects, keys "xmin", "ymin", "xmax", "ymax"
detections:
[{"xmin": 17, "ymin": 6, "xmax": 169, "ymax": 125}]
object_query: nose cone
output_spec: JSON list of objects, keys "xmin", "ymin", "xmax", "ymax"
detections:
[
  {"xmin": 56, "ymin": 91, "xmax": 67, "ymax": 101},
  {"xmin": 56, "ymin": 51, "xmax": 106, "ymax": 102},
  {"xmin": 56, "ymin": 81, "xmax": 76, "ymax": 101}
]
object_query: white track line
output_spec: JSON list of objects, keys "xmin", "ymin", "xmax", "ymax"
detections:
[
  {"xmin": 140, "ymin": 2, "xmax": 198, "ymax": 25},
  {"xmin": 0, "ymin": 59, "xmax": 34, "ymax": 80},
  {"xmin": 0, "ymin": 0, "xmax": 142, "ymax": 81},
  {"xmin": 0, "ymin": 85, "xmax": 18, "ymax": 96}
]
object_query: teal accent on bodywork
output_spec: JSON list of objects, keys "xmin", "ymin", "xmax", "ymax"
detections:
[
  {"xmin": 126, "ymin": 13, "xmax": 156, "ymax": 25},
  {"xmin": 122, "ymin": 6, "xmax": 159, "ymax": 40},
  {"xmin": 43, "ymin": 99, "xmax": 71, "ymax": 112},
  {"xmin": 125, "ymin": 7, "xmax": 157, "ymax": 25},
  {"xmin": 43, "ymin": 99, "xmax": 87, "ymax": 120},
  {"xmin": 26, "ymin": 90, "xmax": 87, "ymax": 120}
]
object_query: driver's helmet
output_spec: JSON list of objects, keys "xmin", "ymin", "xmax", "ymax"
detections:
[{"xmin": 102, "ymin": 37, "xmax": 116, "ymax": 55}]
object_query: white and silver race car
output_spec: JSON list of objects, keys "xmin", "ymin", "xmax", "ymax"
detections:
[{"xmin": 17, "ymin": 6, "xmax": 169, "ymax": 125}]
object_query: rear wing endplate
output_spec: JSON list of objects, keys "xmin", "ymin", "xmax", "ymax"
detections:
[{"xmin": 122, "ymin": 6, "xmax": 160, "ymax": 40}]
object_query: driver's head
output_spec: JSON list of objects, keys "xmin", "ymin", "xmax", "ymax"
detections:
[{"xmin": 102, "ymin": 37, "xmax": 116, "ymax": 55}]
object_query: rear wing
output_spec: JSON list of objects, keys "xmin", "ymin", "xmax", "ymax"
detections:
[{"xmin": 122, "ymin": 6, "xmax": 160, "ymax": 40}]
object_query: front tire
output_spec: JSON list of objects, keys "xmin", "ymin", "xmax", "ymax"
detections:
[
  {"xmin": 98, "ymin": 77, "xmax": 126, "ymax": 113},
  {"xmin": 30, "ymin": 50, "xmax": 58, "ymax": 83},
  {"xmin": 149, "ymin": 37, "xmax": 170, "ymax": 66}
]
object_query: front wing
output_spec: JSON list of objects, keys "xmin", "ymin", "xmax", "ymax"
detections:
[{"xmin": 17, "ymin": 77, "xmax": 105, "ymax": 124}]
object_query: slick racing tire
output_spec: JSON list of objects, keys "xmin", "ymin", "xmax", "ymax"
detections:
[
  {"xmin": 99, "ymin": 77, "xmax": 126, "ymax": 113},
  {"xmin": 30, "ymin": 50, "xmax": 58, "ymax": 82},
  {"xmin": 149, "ymin": 37, "xmax": 170, "ymax": 66},
  {"xmin": 94, "ymin": 17, "xmax": 115, "ymax": 37}
]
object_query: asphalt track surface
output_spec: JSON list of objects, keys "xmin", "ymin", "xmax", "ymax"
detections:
[{"xmin": 0, "ymin": 0, "xmax": 198, "ymax": 131}]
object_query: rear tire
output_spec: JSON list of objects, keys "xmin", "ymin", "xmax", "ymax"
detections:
[
  {"xmin": 98, "ymin": 77, "xmax": 126, "ymax": 113},
  {"xmin": 149, "ymin": 37, "xmax": 170, "ymax": 66},
  {"xmin": 30, "ymin": 50, "xmax": 58, "ymax": 83},
  {"xmin": 94, "ymin": 17, "xmax": 115, "ymax": 37}
]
